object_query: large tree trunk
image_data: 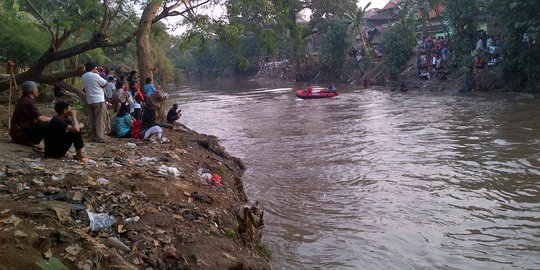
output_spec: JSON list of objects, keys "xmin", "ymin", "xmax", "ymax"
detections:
[{"xmin": 137, "ymin": 2, "xmax": 161, "ymax": 83}]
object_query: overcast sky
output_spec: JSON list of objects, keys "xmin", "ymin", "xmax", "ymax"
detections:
[
  {"xmin": 358, "ymin": 0, "xmax": 388, "ymax": 9},
  {"xmin": 166, "ymin": 0, "xmax": 392, "ymax": 36}
]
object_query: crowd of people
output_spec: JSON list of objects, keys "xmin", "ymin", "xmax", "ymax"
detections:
[
  {"xmin": 8, "ymin": 62, "xmax": 182, "ymax": 161},
  {"xmin": 416, "ymin": 36, "xmax": 451, "ymax": 80},
  {"xmin": 473, "ymin": 33, "xmax": 501, "ymax": 68}
]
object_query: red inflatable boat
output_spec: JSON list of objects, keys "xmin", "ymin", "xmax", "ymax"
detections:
[{"xmin": 295, "ymin": 90, "xmax": 339, "ymax": 99}]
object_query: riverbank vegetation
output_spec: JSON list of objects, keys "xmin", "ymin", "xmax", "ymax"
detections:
[{"xmin": 0, "ymin": 0, "xmax": 538, "ymax": 96}]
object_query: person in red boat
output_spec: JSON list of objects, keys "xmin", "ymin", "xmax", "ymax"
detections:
[{"xmin": 306, "ymin": 84, "xmax": 313, "ymax": 95}]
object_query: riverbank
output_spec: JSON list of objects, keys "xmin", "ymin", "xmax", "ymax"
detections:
[{"xmin": 0, "ymin": 101, "xmax": 271, "ymax": 269}]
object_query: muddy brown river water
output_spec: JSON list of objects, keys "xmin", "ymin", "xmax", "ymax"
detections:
[{"xmin": 169, "ymin": 79, "xmax": 540, "ymax": 270}]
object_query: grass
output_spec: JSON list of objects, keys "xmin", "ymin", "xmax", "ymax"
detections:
[
  {"xmin": 223, "ymin": 227, "xmax": 236, "ymax": 238},
  {"xmin": 257, "ymin": 242, "xmax": 272, "ymax": 260}
]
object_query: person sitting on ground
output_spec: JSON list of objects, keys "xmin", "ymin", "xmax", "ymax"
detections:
[
  {"xmin": 399, "ymin": 83, "xmax": 408, "ymax": 92},
  {"xmin": 143, "ymin": 77, "xmax": 157, "ymax": 97},
  {"xmin": 141, "ymin": 103, "xmax": 168, "ymax": 143},
  {"xmin": 306, "ymin": 83, "xmax": 313, "ymax": 95},
  {"xmin": 115, "ymin": 102, "xmax": 134, "ymax": 138},
  {"xmin": 9, "ymin": 81, "xmax": 52, "ymax": 147},
  {"xmin": 327, "ymin": 83, "xmax": 337, "ymax": 93},
  {"xmin": 44, "ymin": 101, "xmax": 87, "ymax": 161},
  {"xmin": 166, "ymin": 104, "xmax": 182, "ymax": 124}
]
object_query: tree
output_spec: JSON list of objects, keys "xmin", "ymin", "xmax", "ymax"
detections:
[
  {"xmin": 379, "ymin": 19, "xmax": 416, "ymax": 78},
  {"xmin": 136, "ymin": 0, "xmax": 212, "ymax": 82},
  {"xmin": 491, "ymin": 0, "xmax": 540, "ymax": 90},
  {"xmin": 0, "ymin": 0, "xmax": 211, "ymax": 98},
  {"xmin": 0, "ymin": 0, "xmax": 139, "ymax": 97},
  {"xmin": 343, "ymin": 2, "xmax": 371, "ymax": 51},
  {"xmin": 320, "ymin": 19, "xmax": 351, "ymax": 79}
]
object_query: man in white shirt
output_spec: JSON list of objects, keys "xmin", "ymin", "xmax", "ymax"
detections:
[{"xmin": 81, "ymin": 62, "xmax": 108, "ymax": 142}]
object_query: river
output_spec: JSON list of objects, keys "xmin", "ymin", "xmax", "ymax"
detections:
[{"xmin": 168, "ymin": 79, "xmax": 540, "ymax": 270}]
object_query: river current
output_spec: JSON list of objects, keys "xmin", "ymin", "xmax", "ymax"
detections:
[{"xmin": 169, "ymin": 79, "xmax": 540, "ymax": 270}]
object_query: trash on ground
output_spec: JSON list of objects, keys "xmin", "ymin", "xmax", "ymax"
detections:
[
  {"xmin": 139, "ymin": 157, "xmax": 157, "ymax": 165},
  {"xmin": 124, "ymin": 216, "xmax": 140, "ymax": 223},
  {"xmin": 105, "ymin": 237, "xmax": 130, "ymax": 252},
  {"xmin": 211, "ymin": 173, "xmax": 222, "ymax": 187},
  {"xmin": 158, "ymin": 165, "xmax": 181, "ymax": 177},
  {"xmin": 96, "ymin": 178, "xmax": 109, "ymax": 185},
  {"xmin": 125, "ymin": 142, "xmax": 137, "ymax": 149},
  {"xmin": 191, "ymin": 191, "xmax": 213, "ymax": 204},
  {"xmin": 87, "ymin": 211, "xmax": 116, "ymax": 231},
  {"xmin": 51, "ymin": 174, "xmax": 65, "ymax": 181}
]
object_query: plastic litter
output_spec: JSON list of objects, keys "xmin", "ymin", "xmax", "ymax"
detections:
[
  {"xmin": 200, "ymin": 173, "xmax": 212, "ymax": 182},
  {"xmin": 125, "ymin": 142, "xmax": 137, "ymax": 149},
  {"xmin": 158, "ymin": 165, "xmax": 181, "ymax": 177},
  {"xmin": 139, "ymin": 157, "xmax": 157, "ymax": 165},
  {"xmin": 51, "ymin": 174, "xmax": 65, "ymax": 181},
  {"xmin": 211, "ymin": 173, "xmax": 222, "ymax": 187},
  {"xmin": 87, "ymin": 159, "xmax": 97, "ymax": 166},
  {"xmin": 124, "ymin": 216, "xmax": 140, "ymax": 223},
  {"xmin": 96, "ymin": 178, "xmax": 109, "ymax": 185},
  {"xmin": 87, "ymin": 210, "xmax": 116, "ymax": 231}
]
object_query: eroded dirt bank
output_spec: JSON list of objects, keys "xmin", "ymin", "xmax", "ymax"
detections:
[{"xmin": 0, "ymin": 102, "xmax": 271, "ymax": 270}]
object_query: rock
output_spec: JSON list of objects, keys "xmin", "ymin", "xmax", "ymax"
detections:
[
  {"xmin": 77, "ymin": 260, "xmax": 93, "ymax": 270},
  {"xmin": 3, "ymin": 215, "xmax": 22, "ymax": 226},
  {"xmin": 65, "ymin": 245, "xmax": 82, "ymax": 256},
  {"xmin": 72, "ymin": 191, "xmax": 84, "ymax": 202},
  {"xmin": 96, "ymin": 178, "xmax": 109, "ymax": 185},
  {"xmin": 14, "ymin": 230, "xmax": 28, "ymax": 238},
  {"xmin": 32, "ymin": 178, "xmax": 45, "ymax": 186},
  {"xmin": 191, "ymin": 192, "xmax": 213, "ymax": 204},
  {"xmin": 105, "ymin": 237, "xmax": 130, "ymax": 252}
]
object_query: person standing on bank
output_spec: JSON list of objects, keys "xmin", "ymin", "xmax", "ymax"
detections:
[
  {"xmin": 81, "ymin": 62, "xmax": 108, "ymax": 142},
  {"xmin": 44, "ymin": 102, "xmax": 87, "ymax": 161},
  {"xmin": 9, "ymin": 81, "xmax": 51, "ymax": 147}
]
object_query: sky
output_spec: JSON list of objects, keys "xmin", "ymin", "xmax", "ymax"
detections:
[
  {"xmin": 166, "ymin": 0, "xmax": 392, "ymax": 36},
  {"xmin": 358, "ymin": 0, "xmax": 388, "ymax": 9}
]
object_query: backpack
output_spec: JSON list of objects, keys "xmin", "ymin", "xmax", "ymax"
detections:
[{"xmin": 130, "ymin": 119, "xmax": 142, "ymax": 139}]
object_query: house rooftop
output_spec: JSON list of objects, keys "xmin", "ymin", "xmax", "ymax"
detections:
[{"xmin": 381, "ymin": 0, "xmax": 401, "ymax": 10}]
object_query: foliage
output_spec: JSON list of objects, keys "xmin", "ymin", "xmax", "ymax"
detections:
[
  {"xmin": 310, "ymin": 0, "xmax": 357, "ymax": 27},
  {"xmin": 36, "ymin": 257, "xmax": 68, "ymax": 270},
  {"xmin": 379, "ymin": 20, "xmax": 416, "ymax": 78},
  {"xmin": 256, "ymin": 242, "xmax": 272, "ymax": 260},
  {"xmin": 444, "ymin": 0, "xmax": 482, "ymax": 56},
  {"xmin": 0, "ymin": 1, "xmax": 50, "ymax": 65},
  {"xmin": 319, "ymin": 19, "xmax": 351, "ymax": 80},
  {"xmin": 223, "ymin": 227, "xmax": 236, "ymax": 238},
  {"xmin": 343, "ymin": 2, "xmax": 371, "ymax": 49},
  {"xmin": 491, "ymin": 0, "xmax": 540, "ymax": 90}
]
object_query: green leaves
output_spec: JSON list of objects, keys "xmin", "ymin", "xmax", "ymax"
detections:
[
  {"xmin": 36, "ymin": 257, "xmax": 69, "ymax": 270},
  {"xmin": 320, "ymin": 19, "xmax": 351, "ymax": 78},
  {"xmin": 380, "ymin": 20, "xmax": 416, "ymax": 78}
]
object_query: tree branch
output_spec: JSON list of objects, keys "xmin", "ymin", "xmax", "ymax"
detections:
[
  {"xmin": 98, "ymin": 0, "xmax": 112, "ymax": 36},
  {"xmin": 49, "ymin": 81, "xmax": 86, "ymax": 100},
  {"xmin": 25, "ymin": 0, "xmax": 56, "ymax": 50},
  {"xmin": 154, "ymin": 0, "xmax": 210, "ymax": 21}
]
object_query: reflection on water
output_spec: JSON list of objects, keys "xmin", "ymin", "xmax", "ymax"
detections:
[{"xmin": 169, "ymin": 79, "xmax": 540, "ymax": 270}]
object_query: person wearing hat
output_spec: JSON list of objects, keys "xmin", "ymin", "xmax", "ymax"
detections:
[
  {"xmin": 9, "ymin": 81, "xmax": 52, "ymax": 146},
  {"xmin": 81, "ymin": 62, "xmax": 108, "ymax": 142}
]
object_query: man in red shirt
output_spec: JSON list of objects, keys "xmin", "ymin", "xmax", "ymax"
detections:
[
  {"xmin": 306, "ymin": 84, "xmax": 313, "ymax": 95},
  {"xmin": 9, "ymin": 81, "xmax": 51, "ymax": 146}
]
